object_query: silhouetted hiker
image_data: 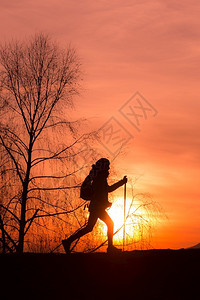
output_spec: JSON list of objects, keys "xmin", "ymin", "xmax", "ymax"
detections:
[{"xmin": 62, "ymin": 158, "xmax": 127, "ymax": 254}]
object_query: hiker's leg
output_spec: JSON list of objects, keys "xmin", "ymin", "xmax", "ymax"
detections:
[
  {"xmin": 67, "ymin": 212, "xmax": 98, "ymax": 243},
  {"xmin": 99, "ymin": 210, "xmax": 114, "ymax": 247},
  {"xmin": 62, "ymin": 212, "xmax": 98, "ymax": 253}
]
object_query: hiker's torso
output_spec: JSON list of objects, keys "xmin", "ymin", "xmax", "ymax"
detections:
[{"xmin": 89, "ymin": 176, "xmax": 110, "ymax": 212}]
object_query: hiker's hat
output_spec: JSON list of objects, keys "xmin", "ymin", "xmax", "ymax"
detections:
[{"xmin": 95, "ymin": 158, "xmax": 110, "ymax": 171}]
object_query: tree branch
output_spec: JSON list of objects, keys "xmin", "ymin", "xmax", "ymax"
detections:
[
  {"xmin": 24, "ymin": 209, "xmax": 39, "ymax": 236},
  {"xmin": 27, "ymin": 203, "xmax": 84, "ymax": 221},
  {"xmin": 28, "ymin": 185, "xmax": 80, "ymax": 193},
  {"xmin": 0, "ymin": 204, "xmax": 20, "ymax": 223},
  {"xmin": 0, "ymin": 135, "xmax": 24, "ymax": 184},
  {"xmin": 31, "ymin": 135, "xmax": 83, "ymax": 167},
  {"xmin": 0, "ymin": 224, "xmax": 17, "ymax": 251},
  {"xmin": 29, "ymin": 166, "xmax": 84, "ymax": 182}
]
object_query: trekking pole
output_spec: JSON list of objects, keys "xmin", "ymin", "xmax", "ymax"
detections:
[{"xmin": 123, "ymin": 181, "xmax": 127, "ymax": 252}]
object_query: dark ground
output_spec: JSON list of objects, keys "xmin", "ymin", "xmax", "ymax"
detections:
[{"xmin": 1, "ymin": 249, "xmax": 200, "ymax": 300}]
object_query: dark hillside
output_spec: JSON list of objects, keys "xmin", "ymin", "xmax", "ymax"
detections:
[
  {"xmin": 1, "ymin": 249, "xmax": 200, "ymax": 300},
  {"xmin": 189, "ymin": 242, "xmax": 200, "ymax": 249}
]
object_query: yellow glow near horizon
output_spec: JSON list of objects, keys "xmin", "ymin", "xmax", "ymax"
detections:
[
  {"xmin": 98, "ymin": 196, "xmax": 153, "ymax": 249},
  {"xmin": 100, "ymin": 197, "xmax": 136, "ymax": 244}
]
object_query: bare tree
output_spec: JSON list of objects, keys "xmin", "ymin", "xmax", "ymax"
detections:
[{"xmin": 0, "ymin": 33, "xmax": 85, "ymax": 253}]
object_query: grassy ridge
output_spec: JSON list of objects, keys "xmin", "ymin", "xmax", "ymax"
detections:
[{"xmin": 1, "ymin": 249, "xmax": 200, "ymax": 300}]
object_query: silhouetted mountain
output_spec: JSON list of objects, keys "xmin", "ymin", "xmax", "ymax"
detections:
[
  {"xmin": 188, "ymin": 242, "xmax": 200, "ymax": 249},
  {"xmin": 1, "ymin": 249, "xmax": 200, "ymax": 300}
]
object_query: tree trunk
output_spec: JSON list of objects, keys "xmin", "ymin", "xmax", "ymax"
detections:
[
  {"xmin": 0, "ymin": 215, "xmax": 6, "ymax": 253},
  {"xmin": 17, "ymin": 140, "xmax": 33, "ymax": 253},
  {"xmin": 17, "ymin": 190, "xmax": 27, "ymax": 253}
]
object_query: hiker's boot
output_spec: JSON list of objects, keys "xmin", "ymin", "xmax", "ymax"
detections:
[
  {"xmin": 107, "ymin": 245, "xmax": 122, "ymax": 254},
  {"xmin": 62, "ymin": 239, "xmax": 71, "ymax": 254}
]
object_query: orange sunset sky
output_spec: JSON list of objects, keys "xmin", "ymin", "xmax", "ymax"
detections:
[{"xmin": 0, "ymin": 0, "xmax": 200, "ymax": 249}]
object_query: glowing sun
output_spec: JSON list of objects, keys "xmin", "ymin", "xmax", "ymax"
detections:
[{"xmin": 100, "ymin": 197, "xmax": 136, "ymax": 244}]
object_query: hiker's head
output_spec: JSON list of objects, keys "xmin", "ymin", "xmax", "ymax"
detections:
[
  {"xmin": 91, "ymin": 158, "xmax": 110, "ymax": 178},
  {"xmin": 95, "ymin": 158, "xmax": 110, "ymax": 171}
]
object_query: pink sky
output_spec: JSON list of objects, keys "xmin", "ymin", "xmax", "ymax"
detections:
[{"xmin": 1, "ymin": 0, "xmax": 200, "ymax": 248}]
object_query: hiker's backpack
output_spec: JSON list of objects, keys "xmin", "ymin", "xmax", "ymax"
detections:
[{"xmin": 80, "ymin": 175, "xmax": 93, "ymax": 201}]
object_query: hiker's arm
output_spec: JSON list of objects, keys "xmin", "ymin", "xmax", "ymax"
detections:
[{"xmin": 108, "ymin": 176, "xmax": 127, "ymax": 192}]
